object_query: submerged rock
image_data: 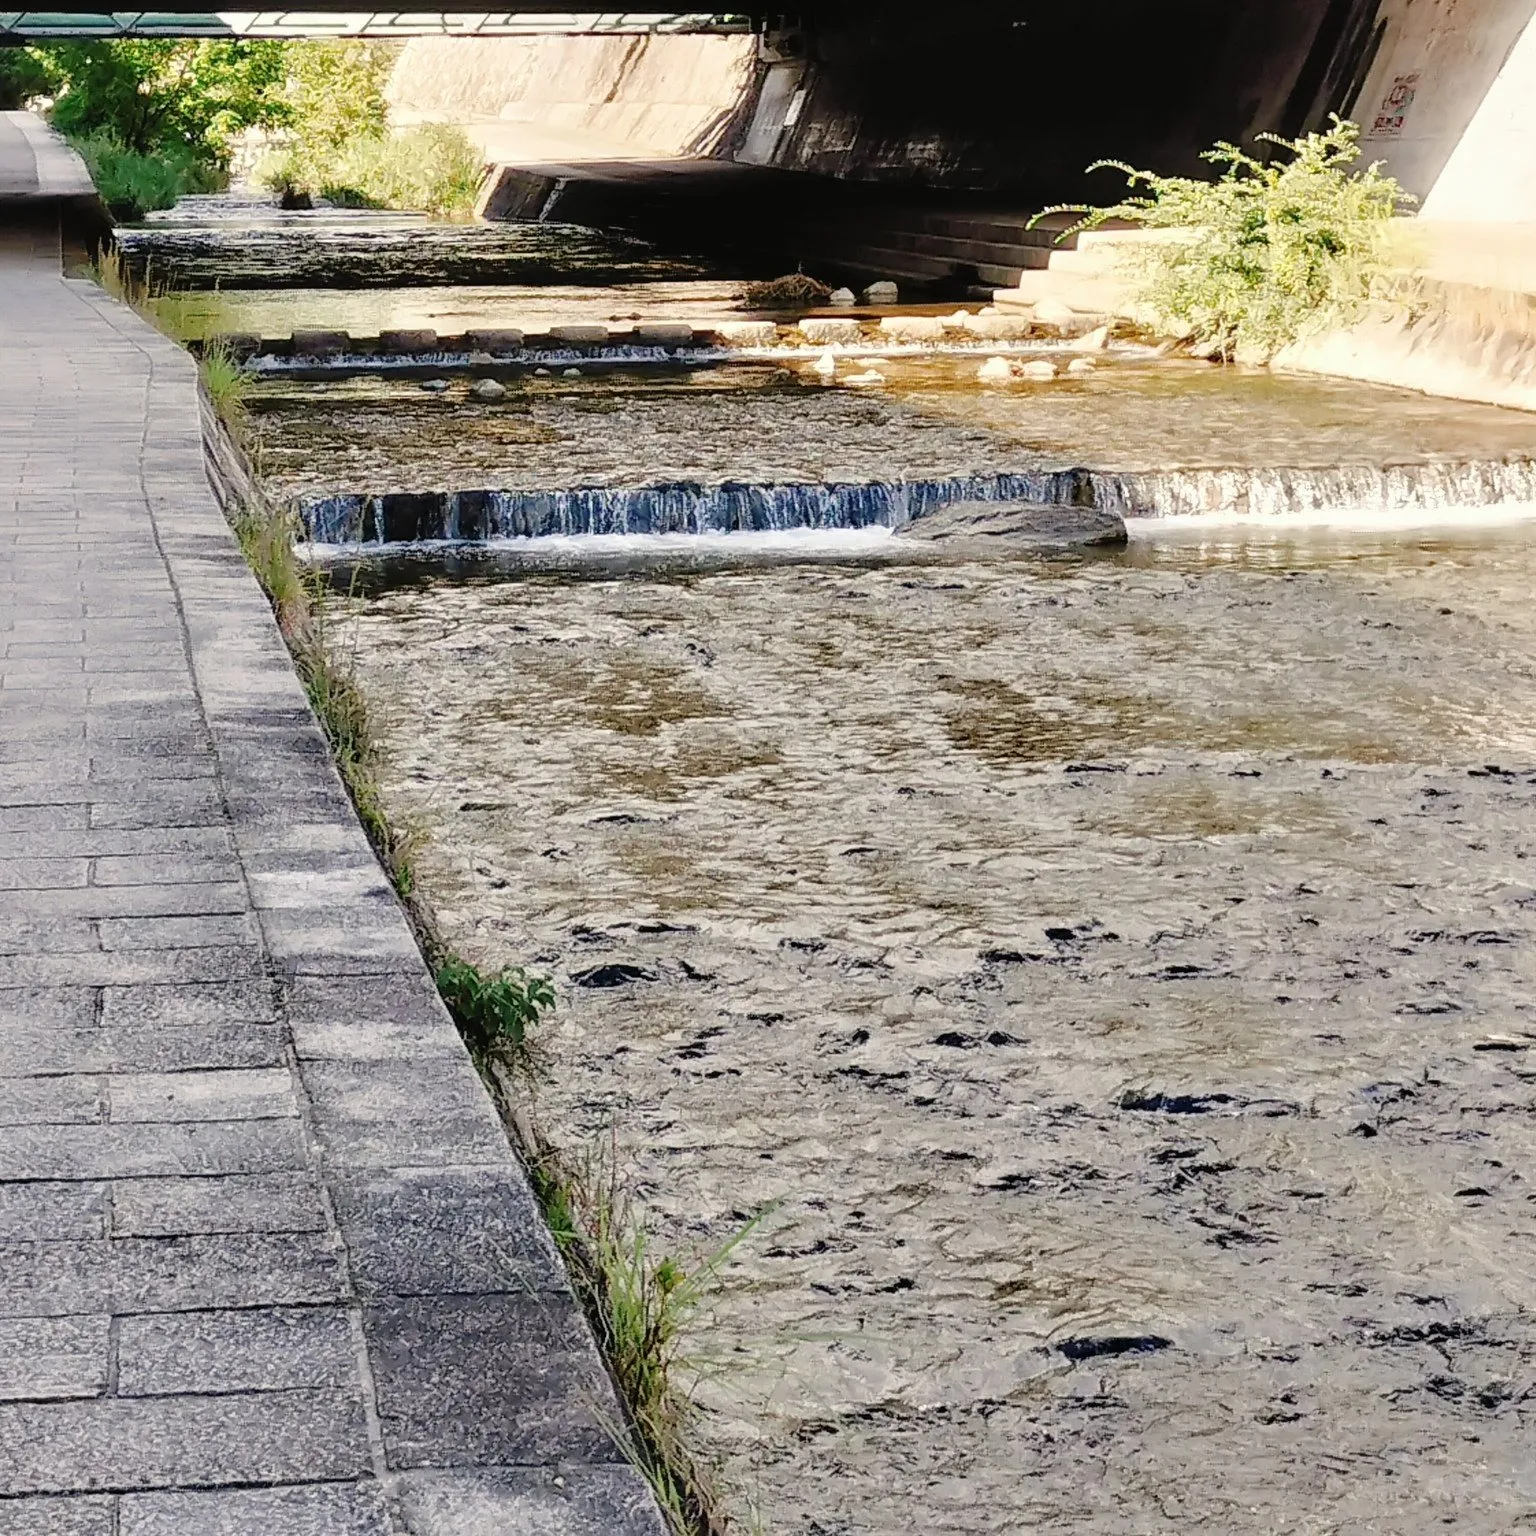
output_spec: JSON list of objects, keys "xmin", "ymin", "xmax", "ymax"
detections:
[
  {"xmin": 898, "ymin": 500, "xmax": 1127, "ymax": 548},
  {"xmin": 977, "ymin": 356, "xmax": 1014, "ymax": 384},
  {"xmin": 419, "ymin": 379, "xmax": 450, "ymax": 393},
  {"xmin": 1017, "ymin": 359, "xmax": 1059, "ymax": 380},
  {"xmin": 469, "ymin": 378, "xmax": 507, "ymax": 402}
]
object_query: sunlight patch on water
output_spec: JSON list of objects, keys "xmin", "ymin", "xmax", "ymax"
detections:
[{"xmin": 1125, "ymin": 499, "xmax": 1536, "ymax": 536}]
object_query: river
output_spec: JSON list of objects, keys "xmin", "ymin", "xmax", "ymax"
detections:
[{"xmin": 138, "ymin": 193, "xmax": 1536, "ymax": 1533}]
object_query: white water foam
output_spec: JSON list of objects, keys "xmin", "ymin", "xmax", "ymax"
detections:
[
  {"xmin": 302, "ymin": 525, "xmax": 897, "ymax": 562},
  {"xmin": 1125, "ymin": 500, "xmax": 1536, "ymax": 538}
]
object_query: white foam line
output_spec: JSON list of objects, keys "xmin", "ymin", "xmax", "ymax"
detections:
[
  {"xmin": 301, "ymin": 526, "xmax": 898, "ymax": 560},
  {"xmin": 1126, "ymin": 502, "xmax": 1536, "ymax": 537}
]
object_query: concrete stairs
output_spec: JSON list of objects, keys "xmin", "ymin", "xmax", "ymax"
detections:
[{"xmin": 993, "ymin": 226, "xmax": 1166, "ymax": 316}]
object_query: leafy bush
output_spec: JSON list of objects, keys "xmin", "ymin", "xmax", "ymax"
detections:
[
  {"xmin": 259, "ymin": 123, "xmax": 484, "ymax": 219},
  {"xmin": 1035, "ymin": 116, "xmax": 1414, "ymax": 359},
  {"xmin": 38, "ymin": 39, "xmax": 288, "ymax": 158},
  {"xmin": 67, "ymin": 129, "xmax": 219, "ymax": 220},
  {"xmin": 436, "ymin": 956, "xmax": 555, "ymax": 1059}
]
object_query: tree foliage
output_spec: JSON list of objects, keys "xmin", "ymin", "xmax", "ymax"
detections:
[
  {"xmin": 1034, "ymin": 116, "xmax": 1414, "ymax": 359},
  {"xmin": 38, "ymin": 40, "xmax": 289, "ymax": 159}
]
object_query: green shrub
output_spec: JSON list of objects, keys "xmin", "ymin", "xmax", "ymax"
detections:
[
  {"xmin": 67, "ymin": 129, "xmax": 219, "ymax": 220},
  {"xmin": 259, "ymin": 123, "xmax": 484, "ymax": 219},
  {"xmin": 1035, "ymin": 116, "xmax": 1414, "ymax": 359},
  {"xmin": 435, "ymin": 956, "xmax": 555, "ymax": 1059}
]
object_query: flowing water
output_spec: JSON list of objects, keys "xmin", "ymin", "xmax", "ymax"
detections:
[
  {"xmin": 134, "ymin": 194, "xmax": 1536, "ymax": 1531},
  {"xmin": 347, "ymin": 522, "xmax": 1536, "ymax": 1534}
]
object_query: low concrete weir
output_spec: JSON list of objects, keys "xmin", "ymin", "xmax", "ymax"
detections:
[
  {"xmin": 0, "ymin": 114, "xmax": 662, "ymax": 1535},
  {"xmin": 294, "ymin": 458, "xmax": 1536, "ymax": 546}
]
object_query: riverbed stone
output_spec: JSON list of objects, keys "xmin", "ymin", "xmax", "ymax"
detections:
[
  {"xmin": 878, "ymin": 315, "xmax": 946, "ymax": 342},
  {"xmin": 289, "ymin": 329, "xmax": 349, "ymax": 357},
  {"xmin": 862, "ymin": 280, "xmax": 899, "ymax": 304},
  {"xmin": 714, "ymin": 319, "xmax": 779, "ymax": 346},
  {"xmin": 378, "ymin": 328, "xmax": 438, "ymax": 354},
  {"xmin": 798, "ymin": 317, "xmax": 862, "ymax": 345},
  {"xmin": 469, "ymin": 378, "xmax": 507, "ymax": 402},
  {"xmin": 549, "ymin": 323, "xmax": 609, "ymax": 344},
  {"xmin": 636, "ymin": 321, "xmax": 694, "ymax": 344},
  {"xmin": 464, "ymin": 328, "xmax": 524, "ymax": 353}
]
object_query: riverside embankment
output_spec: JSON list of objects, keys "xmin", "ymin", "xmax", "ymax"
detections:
[
  {"xmin": 126, "ymin": 180, "xmax": 1536, "ymax": 1534},
  {"xmin": 0, "ymin": 114, "xmax": 662, "ymax": 1535}
]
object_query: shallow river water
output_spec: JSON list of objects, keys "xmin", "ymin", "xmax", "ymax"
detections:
[{"xmin": 348, "ymin": 519, "xmax": 1536, "ymax": 1535}]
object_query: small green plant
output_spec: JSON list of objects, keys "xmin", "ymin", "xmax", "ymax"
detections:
[
  {"xmin": 198, "ymin": 340, "xmax": 250, "ymax": 433},
  {"xmin": 510, "ymin": 1123, "xmax": 761, "ymax": 1535},
  {"xmin": 1034, "ymin": 115, "xmax": 1414, "ymax": 359},
  {"xmin": 435, "ymin": 956, "xmax": 555, "ymax": 1059}
]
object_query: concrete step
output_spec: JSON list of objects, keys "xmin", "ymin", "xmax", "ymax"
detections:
[
  {"xmin": 876, "ymin": 228, "xmax": 1055, "ymax": 270},
  {"xmin": 995, "ymin": 268, "xmax": 1134, "ymax": 314}
]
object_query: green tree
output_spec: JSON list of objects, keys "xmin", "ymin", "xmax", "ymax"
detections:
[
  {"xmin": 0, "ymin": 46, "xmax": 54, "ymax": 111},
  {"xmin": 40, "ymin": 39, "xmax": 289, "ymax": 161},
  {"xmin": 281, "ymin": 40, "xmax": 392, "ymax": 160}
]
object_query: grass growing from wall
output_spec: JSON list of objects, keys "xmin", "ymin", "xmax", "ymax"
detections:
[{"xmin": 1034, "ymin": 116, "xmax": 1413, "ymax": 360}]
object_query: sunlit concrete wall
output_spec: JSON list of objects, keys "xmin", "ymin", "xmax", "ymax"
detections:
[
  {"xmin": 1351, "ymin": 0, "xmax": 1536, "ymax": 216},
  {"xmin": 386, "ymin": 34, "xmax": 758, "ymax": 159}
]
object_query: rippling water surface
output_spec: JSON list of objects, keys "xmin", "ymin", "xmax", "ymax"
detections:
[{"xmin": 347, "ymin": 521, "xmax": 1536, "ymax": 1534}]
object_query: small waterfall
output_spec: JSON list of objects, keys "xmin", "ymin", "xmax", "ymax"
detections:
[
  {"xmin": 298, "ymin": 472, "xmax": 1087, "ymax": 545},
  {"xmin": 297, "ymin": 458, "xmax": 1536, "ymax": 546}
]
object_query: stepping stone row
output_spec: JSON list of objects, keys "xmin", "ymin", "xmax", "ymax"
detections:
[{"xmin": 201, "ymin": 310, "xmax": 1071, "ymax": 360}]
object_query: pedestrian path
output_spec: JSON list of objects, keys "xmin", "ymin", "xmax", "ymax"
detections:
[{"xmin": 0, "ymin": 114, "xmax": 660, "ymax": 1535}]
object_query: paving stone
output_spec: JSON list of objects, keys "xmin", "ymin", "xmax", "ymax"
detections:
[
  {"xmin": 0, "ymin": 1022, "xmax": 286, "ymax": 1076},
  {"xmin": 0, "ymin": 1389, "xmax": 371, "ymax": 1494},
  {"xmin": 330, "ymin": 1165, "xmax": 566, "ymax": 1298},
  {"xmin": 0, "ymin": 1182, "xmax": 109, "ymax": 1241},
  {"xmin": 395, "ymin": 1467, "xmax": 668, "ymax": 1536},
  {"xmin": 111, "ymin": 1171, "xmax": 328, "ymax": 1237},
  {"xmin": 0, "ymin": 881, "xmax": 248, "ymax": 920},
  {"xmin": 366, "ymin": 1293, "xmax": 618, "ymax": 1468},
  {"xmin": 288, "ymin": 972, "xmax": 466, "ymax": 1062},
  {"xmin": 120, "ymin": 1481, "xmax": 391, "ymax": 1536},
  {"xmin": 0, "ymin": 945, "xmax": 264, "ymax": 988},
  {"xmin": 0, "ymin": 1316, "xmax": 110, "ymax": 1400},
  {"xmin": 118, "ymin": 1305, "xmax": 357, "ymax": 1396},
  {"xmin": 0, "ymin": 1233, "xmax": 346, "ymax": 1317},
  {"xmin": 0, "ymin": 987, "xmax": 97, "ymax": 1030},
  {"xmin": 300, "ymin": 1059, "xmax": 509, "ymax": 1170},
  {"xmin": 92, "ymin": 853, "xmax": 242, "ymax": 885},
  {"xmin": 0, "ymin": 1074, "xmax": 105, "ymax": 1126},
  {"xmin": 99, "ymin": 979, "xmax": 279, "ymax": 1028},
  {"xmin": 0, "ymin": 1494, "xmax": 115, "ymax": 1534},
  {"xmin": 0, "ymin": 1118, "xmax": 306, "ymax": 1180},
  {"xmin": 109, "ymin": 1068, "xmax": 296, "ymax": 1123},
  {"xmin": 97, "ymin": 915, "xmax": 258, "ymax": 950}
]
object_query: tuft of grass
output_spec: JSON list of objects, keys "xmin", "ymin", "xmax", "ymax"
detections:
[
  {"xmin": 1033, "ymin": 115, "xmax": 1414, "ymax": 360},
  {"xmin": 436, "ymin": 956, "xmax": 554, "ymax": 1062},
  {"xmin": 256, "ymin": 123, "xmax": 485, "ymax": 220},
  {"xmin": 505, "ymin": 1117, "xmax": 760, "ymax": 1536},
  {"xmin": 225, "ymin": 499, "xmax": 420, "ymax": 902},
  {"xmin": 198, "ymin": 340, "xmax": 251, "ymax": 435}
]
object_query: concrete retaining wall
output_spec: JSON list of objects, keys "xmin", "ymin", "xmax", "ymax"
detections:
[
  {"xmin": 1350, "ymin": 0, "xmax": 1536, "ymax": 215},
  {"xmin": 387, "ymin": 34, "xmax": 757, "ymax": 159}
]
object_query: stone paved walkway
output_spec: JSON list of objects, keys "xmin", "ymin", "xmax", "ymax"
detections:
[{"xmin": 0, "ymin": 117, "xmax": 662, "ymax": 1535}]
